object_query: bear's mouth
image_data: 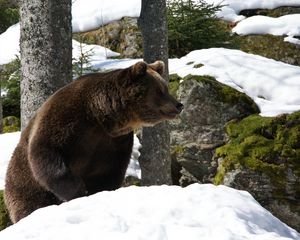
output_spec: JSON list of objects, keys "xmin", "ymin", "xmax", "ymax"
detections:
[{"xmin": 159, "ymin": 110, "xmax": 179, "ymax": 119}]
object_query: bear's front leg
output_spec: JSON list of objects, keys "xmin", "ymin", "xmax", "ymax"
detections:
[{"xmin": 28, "ymin": 143, "xmax": 87, "ymax": 201}]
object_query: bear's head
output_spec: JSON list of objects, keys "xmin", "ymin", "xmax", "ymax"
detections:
[{"xmin": 124, "ymin": 61, "xmax": 183, "ymax": 127}]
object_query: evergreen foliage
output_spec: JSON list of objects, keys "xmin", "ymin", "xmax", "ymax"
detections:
[
  {"xmin": 0, "ymin": 58, "xmax": 21, "ymax": 118},
  {"xmin": 72, "ymin": 41, "xmax": 97, "ymax": 78},
  {"xmin": 0, "ymin": 0, "xmax": 19, "ymax": 34},
  {"xmin": 167, "ymin": 0, "xmax": 236, "ymax": 57}
]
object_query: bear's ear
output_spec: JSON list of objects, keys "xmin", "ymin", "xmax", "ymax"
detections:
[
  {"xmin": 149, "ymin": 61, "xmax": 165, "ymax": 76},
  {"xmin": 131, "ymin": 61, "xmax": 148, "ymax": 78}
]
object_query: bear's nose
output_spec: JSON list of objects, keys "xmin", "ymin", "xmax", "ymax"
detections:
[{"xmin": 176, "ymin": 103, "xmax": 184, "ymax": 113}]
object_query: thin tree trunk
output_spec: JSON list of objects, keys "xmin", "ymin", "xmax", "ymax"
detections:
[
  {"xmin": 0, "ymin": 94, "xmax": 2, "ymax": 133},
  {"xmin": 0, "ymin": 66, "xmax": 3, "ymax": 133},
  {"xmin": 138, "ymin": 0, "xmax": 172, "ymax": 185},
  {"xmin": 20, "ymin": 0, "xmax": 72, "ymax": 129}
]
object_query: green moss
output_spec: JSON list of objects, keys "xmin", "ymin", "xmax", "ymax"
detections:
[
  {"xmin": 2, "ymin": 116, "xmax": 20, "ymax": 133},
  {"xmin": 168, "ymin": 74, "xmax": 182, "ymax": 97},
  {"xmin": 214, "ymin": 112, "xmax": 300, "ymax": 196},
  {"xmin": 186, "ymin": 61, "xmax": 194, "ymax": 65},
  {"xmin": 193, "ymin": 63, "xmax": 204, "ymax": 68},
  {"xmin": 0, "ymin": 190, "xmax": 11, "ymax": 231},
  {"xmin": 171, "ymin": 145, "xmax": 186, "ymax": 155}
]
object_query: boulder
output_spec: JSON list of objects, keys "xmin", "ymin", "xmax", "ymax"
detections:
[
  {"xmin": 170, "ymin": 74, "xmax": 259, "ymax": 186},
  {"xmin": 215, "ymin": 113, "xmax": 300, "ymax": 232},
  {"xmin": 239, "ymin": 35, "xmax": 300, "ymax": 67},
  {"xmin": 73, "ymin": 17, "xmax": 142, "ymax": 58}
]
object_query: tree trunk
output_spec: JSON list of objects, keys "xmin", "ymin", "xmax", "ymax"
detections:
[
  {"xmin": 19, "ymin": 0, "xmax": 72, "ymax": 129},
  {"xmin": 0, "ymin": 65, "xmax": 3, "ymax": 133},
  {"xmin": 0, "ymin": 95, "xmax": 2, "ymax": 133},
  {"xmin": 138, "ymin": 0, "xmax": 172, "ymax": 185}
]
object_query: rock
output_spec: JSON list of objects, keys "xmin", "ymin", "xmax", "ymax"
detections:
[
  {"xmin": 238, "ymin": 35, "xmax": 300, "ymax": 67},
  {"xmin": 239, "ymin": 7, "xmax": 300, "ymax": 18},
  {"xmin": 73, "ymin": 17, "xmax": 143, "ymax": 58},
  {"xmin": 0, "ymin": 190, "xmax": 11, "ymax": 231},
  {"xmin": 215, "ymin": 113, "xmax": 300, "ymax": 232},
  {"xmin": 2, "ymin": 116, "xmax": 20, "ymax": 133},
  {"xmin": 170, "ymin": 74, "xmax": 259, "ymax": 186}
]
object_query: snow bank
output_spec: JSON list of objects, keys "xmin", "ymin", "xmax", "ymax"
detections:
[
  {"xmin": 72, "ymin": 0, "xmax": 141, "ymax": 32},
  {"xmin": 204, "ymin": 0, "xmax": 300, "ymax": 22},
  {"xmin": 0, "ymin": 132, "xmax": 20, "ymax": 189},
  {"xmin": 0, "ymin": 184, "xmax": 299, "ymax": 240},
  {"xmin": 0, "ymin": 24, "xmax": 120, "ymax": 65},
  {"xmin": 0, "ymin": 132, "xmax": 141, "ymax": 189},
  {"xmin": 168, "ymin": 48, "xmax": 300, "ymax": 116},
  {"xmin": 0, "ymin": 23, "xmax": 20, "ymax": 65},
  {"xmin": 72, "ymin": 39, "xmax": 120, "ymax": 62},
  {"xmin": 233, "ymin": 14, "xmax": 300, "ymax": 37}
]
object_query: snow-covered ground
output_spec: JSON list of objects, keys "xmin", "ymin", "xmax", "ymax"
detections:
[
  {"xmin": 1, "ymin": 0, "xmax": 300, "ymax": 238},
  {"xmin": 0, "ymin": 132, "xmax": 20, "ymax": 190},
  {"xmin": 0, "ymin": 132, "xmax": 141, "ymax": 189},
  {"xmin": 0, "ymin": 184, "xmax": 299, "ymax": 240},
  {"xmin": 2, "ymin": 0, "xmax": 300, "ymax": 65}
]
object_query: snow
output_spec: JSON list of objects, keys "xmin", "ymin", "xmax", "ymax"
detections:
[
  {"xmin": 72, "ymin": 39, "xmax": 120, "ymax": 62},
  {"xmin": 169, "ymin": 48, "xmax": 300, "ymax": 117},
  {"xmin": 0, "ymin": 184, "xmax": 299, "ymax": 240},
  {"xmin": 284, "ymin": 36, "xmax": 300, "ymax": 45},
  {"xmin": 0, "ymin": 132, "xmax": 141, "ymax": 189},
  {"xmin": 72, "ymin": 0, "xmax": 141, "ymax": 32},
  {"xmin": 0, "ymin": 23, "xmax": 120, "ymax": 65},
  {"xmin": 232, "ymin": 14, "xmax": 300, "ymax": 37},
  {"xmin": 204, "ymin": 0, "xmax": 300, "ymax": 22},
  {"xmin": 0, "ymin": 23, "xmax": 20, "ymax": 65},
  {"xmin": 0, "ymin": 132, "xmax": 20, "ymax": 190}
]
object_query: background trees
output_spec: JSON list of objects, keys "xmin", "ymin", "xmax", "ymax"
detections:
[
  {"xmin": 138, "ymin": 0, "xmax": 172, "ymax": 185},
  {"xmin": 19, "ymin": 0, "xmax": 72, "ymax": 128}
]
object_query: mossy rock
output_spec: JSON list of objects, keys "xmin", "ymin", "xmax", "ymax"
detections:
[
  {"xmin": 168, "ymin": 74, "xmax": 182, "ymax": 97},
  {"xmin": 183, "ymin": 74, "xmax": 259, "ymax": 113},
  {"xmin": 238, "ymin": 35, "xmax": 300, "ymax": 66},
  {"xmin": 73, "ymin": 17, "xmax": 143, "ymax": 58},
  {"xmin": 0, "ymin": 190, "xmax": 12, "ymax": 231},
  {"xmin": 215, "ymin": 112, "xmax": 300, "ymax": 231},
  {"xmin": 239, "ymin": 6, "xmax": 300, "ymax": 18},
  {"xmin": 2, "ymin": 116, "xmax": 20, "ymax": 133},
  {"xmin": 170, "ymin": 74, "xmax": 259, "ymax": 186}
]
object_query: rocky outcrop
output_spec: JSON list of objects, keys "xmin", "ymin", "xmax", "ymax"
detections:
[
  {"xmin": 170, "ymin": 74, "xmax": 259, "ymax": 186},
  {"xmin": 170, "ymin": 74, "xmax": 300, "ymax": 232},
  {"xmin": 73, "ymin": 17, "xmax": 142, "ymax": 58},
  {"xmin": 239, "ymin": 35, "xmax": 300, "ymax": 67},
  {"xmin": 215, "ymin": 113, "xmax": 300, "ymax": 232}
]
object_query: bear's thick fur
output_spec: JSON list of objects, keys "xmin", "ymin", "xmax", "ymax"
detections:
[{"xmin": 4, "ymin": 61, "xmax": 183, "ymax": 223}]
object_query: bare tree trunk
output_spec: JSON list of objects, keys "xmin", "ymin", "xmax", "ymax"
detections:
[
  {"xmin": 0, "ymin": 95, "xmax": 2, "ymax": 133},
  {"xmin": 0, "ymin": 66, "xmax": 3, "ymax": 133},
  {"xmin": 20, "ymin": 0, "xmax": 72, "ymax": 129},
  {"xmin": 138, "ymin": 0, "xmax": 172, "ymax": 185}
]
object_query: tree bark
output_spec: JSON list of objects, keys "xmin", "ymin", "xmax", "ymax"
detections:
[
  {"xmin": 0, "ymin": 95, "xmax": 2, "ymax": 133},
  {"xmin": 0, "ymin": 65, "xmax": 3, "ymax": 133},
  {"xmin": 138, "ymin": 0, "xmax": 172, "ymax": 185},
  {"xmin": 20, "ymin": 0, "xmax": 72, "ymax": 129}
]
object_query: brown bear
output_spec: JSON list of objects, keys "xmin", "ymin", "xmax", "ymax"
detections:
[{"xmin": 4, "ymin": 61, "xmax": 183, "ymax": 223}]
